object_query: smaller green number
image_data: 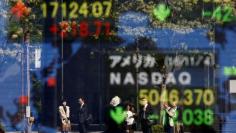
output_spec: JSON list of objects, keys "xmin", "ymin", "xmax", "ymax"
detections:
[
  {"xmin": 193, "ymin": 109, "xmax": 203, "ymax": 126},
  {"xmin": 204, "ymin": 109, "xmax": 214, "ymax": 126},
  {"xmin": 211, "ymin": 5, "xmax": 235, "ymax": 23},
  {"xmin": 182, "ymin": 109, "xmax": 193, "ymax": 126},
  {"xmin": 182, "ymin": 109, "xmax": 214, "ymax": 126},
  {"xmin": 212, "ymin": 6, "xmax": 222, "ymax": 21},
  {"xmin": 223, "ymin": 6, "xmax": 234, "ymax": 22}
]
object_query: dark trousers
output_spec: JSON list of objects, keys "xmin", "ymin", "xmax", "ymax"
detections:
[
  {"xmin": 126, "ymin": 125, "xmax": 134, "ymax": 133},
  {"xmin": 164, "ymin": 125, "xmax": 174, "ymax": 133},
  {"xmin": 78, "ymin": 122, "xmax": 87, "ymax": 133},
  {"xmin": 141, "ymin": 120, "xmax": 152, "ymax": 133}
]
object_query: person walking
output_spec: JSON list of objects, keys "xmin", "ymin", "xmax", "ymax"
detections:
[
  {"xmin": 59, "ymin": 100, "xmax": 71, "ymax": 133},
  {"xmin": 78, "ymin": 97, "xmax": 88, "ymax": 133}
]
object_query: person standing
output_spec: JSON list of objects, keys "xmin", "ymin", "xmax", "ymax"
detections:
[
  {"xmin": 125, "ymin": 104, "xmax": 136, "ymax": 133},
  {"xmin": 139, "ymin": 98, "xmax": 153, "ymax": 133},
  {"xmin": 59, "ymin": 100, "xmax": 70, "ymax": 133},
  {"xmin": 78, "ymin": 97, "xmax": 88, "ymax": 133},
  {"xmin": 104, "ymin": 96, "xmax": 126, "ymax": 133},
  {"xmin": 162, "ymin": 102, "xmax": 177, "ymax": 133}
]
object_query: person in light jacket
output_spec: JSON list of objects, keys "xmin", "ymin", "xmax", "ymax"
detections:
[
  {"xmin": 162, "ymin": 102, "xmax": 177, "ymax": 133},
  {"xmin": 59, "ymin": 100, "xmax": 70, "ymax": 133},
  {"xmin": 125, "ymin": 104, "xmax": 136, "ymax": 133}
]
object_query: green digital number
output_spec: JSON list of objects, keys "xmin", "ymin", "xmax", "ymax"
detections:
[
  {"xmin": 211, "ymin": 5, "xmax": 235, "ymax": 23},
  {"xmin": 212, "ymin": 6, "xmax": 222, "ymax": 21},
  {"xmin": 223, "ymin": 5, "xmax": 234, "ymax": 22},
  {"xmin": 194, "ymin": 109, "xmax": 203, "ymax": 126},
  {"xmin": 182, "ymin": 109, "xmax": 193, "ymax": 126},
  {"xmin": 204, "ymin": 109, "xmax": 214, "ymax": 125},
  {"xmin": 183, "ymin": 109, "xmax": 214, "ymax": 126}
]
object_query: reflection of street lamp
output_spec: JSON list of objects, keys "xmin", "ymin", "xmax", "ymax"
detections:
[
  {"xmin": 24, "ymin": 31, "xmax": 32, "ymax": 133},
  {"xmin": 135, "ymin": 39, "xmax": 140, "ymax": 117},
  {"xmin": 160, "ymin": 66, "xmax": 168, "ymax": 124},
  {"xmin": 24, "ymin": 32, "xmax": 30, "ymax": 106},
  {"xmin": 25, "ymin": 31, "xmax": 30, "ymax": 108}
]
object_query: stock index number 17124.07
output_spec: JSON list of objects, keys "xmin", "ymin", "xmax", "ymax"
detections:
[{"xmin": 41, "ymin": 1, "xmax": 112, "ymax": 19}]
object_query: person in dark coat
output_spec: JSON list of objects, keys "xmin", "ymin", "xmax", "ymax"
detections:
[
  {"xmin": 78, "ymin": 97, "xmax": 88, "ymax": 133},
  {"xmin": 139, "ymin": 98, "xmax": 153, "ymax": 133}
]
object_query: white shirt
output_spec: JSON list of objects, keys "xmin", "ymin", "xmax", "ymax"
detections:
[
  {"xmin": 143, "ymin": 104, "xmax": 148, "ymax": 111},
  {"xmin": 80, "ymin": 103, "xmax": 84, "ymax": 109},
  {"xmin": 126, "ymin": 110, "xmax": 135, "ymax": 125}
]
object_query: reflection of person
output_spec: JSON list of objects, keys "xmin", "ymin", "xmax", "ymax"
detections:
[
  {"xmin": 130, "ymin": 105, "xmax": 137, "ymax": 130},
  {"xmin": 59, "ymin": 101, "xmax": 70, "ymax": 133},
  {"xmin": 104, "ymin": 96, "xmax": 126, "ymax": 133},
  {"xmin": 162, "ymin": 102, "xmax": 177, "ymax": 133},
  {"xmin": 139, "ymin": 98, "xmax": 153, "ymax": 133},
  {"xmin": 78, "ymin": 97, "xmax": 88, "ymax": 133},
  {"xmin": 125, "ymin": 104, "xmax": 136, "ymax": 133}
]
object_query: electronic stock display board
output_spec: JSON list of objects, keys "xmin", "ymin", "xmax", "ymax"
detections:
[
  {"xmin": 40, "ymin": 0, "xmax": 234, "ymax": 132},
  {"xmin": 0, "ymin": 0, "xmax": 235, "ymax": 132},
  {"xmin": 107, "ymin": 50, "xmax": 218, "ymax": 132}
]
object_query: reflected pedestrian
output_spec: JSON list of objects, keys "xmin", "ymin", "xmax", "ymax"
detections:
[
  {"xmin": 104, "ymin": 96, "xmax": 126, "ymax": 133},
  {"xmin": 78, "ymin": 97, "xmax": 88, "ymax": 133},
  {"xmin": 125, "ymin": 103, "xmax": 136, "ymax": 133},
  {"xmin": 139, "ymin": 98, "xmax": 153, "ymax": 133},
  {"xmin": 162, "ymin": 102, "xmax": 177, "ymax": 133},
  {"xmin": 59, "ymin": 100, "xmax": 71, "ymax": 133}
]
